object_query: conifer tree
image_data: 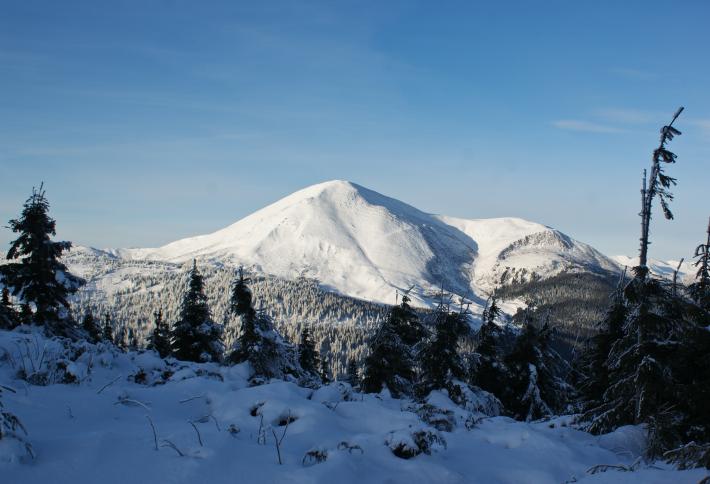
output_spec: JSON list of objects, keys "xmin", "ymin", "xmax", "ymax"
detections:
[
  {"xmin": 504, "ymin": 312, "xmax": 568, "ymax": 421},
  {"xmin": 362, "ymin": 293, "xmax": 423, "ymax": 397},
  {"xmin": 578, "ymin": 274, "xmax": 627, "ymax": 414},
  {"xmin": 228, "ymin": 268, "xmax": 259, "ymax": 364},
  {"xmin": 0, "ymin": 287, "xmax": 18, "ymax": 330},
  {"xmin": 19, "ymin": 304, "xmax": 32, "ymax": 326},
  {"xmin": 320, "ymin": 355, "xmax": 331, "ymax": 384},
  {"xmin": 0, "ymin": 184, "xmax": 82, "ymax": 329},
  {"xmin": 298, "ymin": 327, "xmax": 320, "ymax": 376},
  {"xmin": 228, "ymin": 268, "xmax": 300, "ymax": 379},
  {"xmin": 171, "ymin": 260, "xmax": 222, "ymax": 362},
  {"xmin": 471, "ymin": 296, "xmax": 507, "ymax": 398},
  {"xmin": 114, "ymin": 324, "xmax": 127, "ymax": 350},
  {"xmin": 81, "ymin": 313, "xmax": 101, "ymax": 343},
  {"xmin": 102, "ymin": 312, "xmax": 114, "ymax": 343},
  {"xmin": 419, "ymin": 306, "xmax": 469, "ymax": 393},
  {"xmin": 148, "ymin": 308, "xmax": 171, "ymax": 358},
  {"xmin": 689, "ymin": 217, "xmax": 710, "ymax": 309},
  {"xmin": 128, "ymin": 327, "xmax": 139, "ymax": 350},
  {"xmin": 345, "ymin": 359, "xmax": 360, "ymax": 389}
]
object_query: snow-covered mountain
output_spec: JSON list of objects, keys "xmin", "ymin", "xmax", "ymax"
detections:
[
  {"xmin": 611, "ymin": 255, "xmax": 694, "ymax": 284},
  {"xmin": 89, "ymin": 180, "xmax": 618, "ymax": 307}
]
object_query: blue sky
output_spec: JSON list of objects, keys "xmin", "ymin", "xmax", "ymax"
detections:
[{"xmin": 1, "ymin": 0, "xmax": 708, "ymax": 260}]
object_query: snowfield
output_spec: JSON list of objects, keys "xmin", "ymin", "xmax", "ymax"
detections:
[{"xmin": 1, "ymin": 328, "xmax": 706, "ymax": 484}]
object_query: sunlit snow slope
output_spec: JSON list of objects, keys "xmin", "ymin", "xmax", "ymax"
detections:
[{"xmin": 103, "ymin": 180, "xmax": 618, "ymax": 306}]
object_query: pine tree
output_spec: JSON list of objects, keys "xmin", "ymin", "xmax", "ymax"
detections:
[
  {"xmin": 18, "ymin": 304, "xmax": 32, "ymax": 326},
  {"xmin": 128, "ymin": 327, "xmax": 139, "ymax": 350},
  {"xmin": 689, "ymin": 217, "xmax": 710, "ymax": 309},
  {"xmin": 81, "ymin": 313, "xmax": 101, "ymax": 343},
  {"xmin": 227, "ymin": 268, "xmax": 299, "ymax": 379},
  {"xmin": 320, "ymin": 355, "xmax": 331, "ymax": 384},
  {"xmin": 471, "ymin": 296, "xmax": 507, "ymax": 398},
  {"xmin": 581, "ymin": 110, "xmax": 710, "ymax": 461},
  {"xmin": 114, "ymin": 324, "xmax": 127, "ymax": 350},
  {"xmin": 148, "ymin": 308, "xmax": 171, "ymax": 358},
  {"xmin": 345, "ymin": 359, "xmax": 360, "ymax": 389},
  {"xmin": 504, "ymin": 313, "xmax": 568, "ymax": 421},
  {"xmin": 362, "ymin": 293, "xmax": 424, "ymax": 397},
  {"xmin": 578, "ymin": 274, "xmax": 627, "ymax": 414},
  {"xmin": 102, "ymin": 312, "xmax": 114, "ymax": 343},
  {"xmin": 171, "ymin": 260, "xmax": 222, "ymax": 363},
  {"xmin": 419, "ymin": 306, "xmax": 469, "ymax": 393},
  {"xmin": 0, "ymin": 287, "xmax": 18, "ymax": 330},
  {"xmin": 0, "ymin": 184, "xmax": 82, "ymax": 329},
  {"xmin": 298, "ymin": 327, "xmax": 320, "ymax": 376}
]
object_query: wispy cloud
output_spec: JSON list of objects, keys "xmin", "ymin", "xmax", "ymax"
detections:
[
  {"xmin": 611, "ymin": 67, "xmax": 656, "ymax": 81},
  {"xmin": 594, "ymin": 108, "xmax": 655, "ymax": 124},
  {"xmin": 686, "ymin": 118, "xmax": 710, "ymax": 140},
  {"xmin": 551, "ymin": 120, "xmax": 623, "ymax": 133}
]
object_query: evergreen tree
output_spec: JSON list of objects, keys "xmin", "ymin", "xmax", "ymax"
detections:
[
  {"xmin": 128, "ymin": 327, "xmax": 138, "ymax": 350},
  {"xmin": 114, "ymin": 324, "xmax": 127, "ymax": 350},
  {"xmin": 345, "ymin": 359, "xmax": 360, "ymax": 389},
  {"xmin": 171, "ymin": 261, "xmax": 222, "ymax": 362},
  {"xmin": 81, "ymin": 313, "xmax": 101, "ymax": 343},
  {"xmin": 577, "ymin": 275, "xmax": 627, "ymax": 414},
  {"xmin": 298, "ymin": 326, "xmax": 320, "ymax": 376},
  {"xmin": 228, "ymin": 268, "xmax": 299, "ymax": 379},
  {"xmin": 361, "ymin": 294, "xmax": 423, "ymax": 397},
  {"xmin": 102, "ymin": 312, "xmax": 114, "ymax": 343},
  {"xmin": 471, "ymin": 296, "xmax": 507, "ymax": 398},
  {"xmin": 18, "ymin": 304, "xmax": 33, "ymax": 326},
  {"xmin": 0, "ymin": 184, "xmax": 81, "ymax": 329},
  {"xmin": 0, "ymin": 287, "xmax": 18, "ymax": 330},
  {"xmin": 689, "ymin": 217, "xmax": 710, "ymax": 309},
  {"xmin": 419, "ymin": 306, "xmax": 469, "ymax": 393},
  {"xmin": 148, "ymin": 308, "xmax": 171, "ymax": 358},
  {"xmin": 504, "ymin": 312, "xmax": 568, "ymax": 421},
  {"xmin": 319, "ymin": 355, "xmax": 331, "ymax": 384}
]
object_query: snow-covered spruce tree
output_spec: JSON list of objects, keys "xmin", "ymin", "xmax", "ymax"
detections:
[
  {"xmin": 689, "ymin": 217, "xmax": 710, "ymax": 309},
  {"xmin": 470, "ymin": 296, "xmax": 508, "ymax": 400},
  {"xmin": 345, "ymin": 359, "xmax": 360, "ymax": 389},
  {"xmin": 362, "ymin": 293, "xmax": 425, "ymax": 397},
  {"xmin": 0, "ymin": 184, "xmax": 82, "ymax": 332},
  {"xmin": 418, "ymin": 304, "xmax": 469, "ymax": 395},
  {"xmin": 148, "ymin": 308, "xmax": 172, "ymax": 358},
  {"xmin": 81, "ymin": 313, "xmax": 102, "ymax": 343},
  {"xmin": 114, "ymin": 323, "xmax": 127, "ymax": 350},
  {"xmin": 171, "ymin": 260, "xmax": 223, "ymax": 363},
  {"xmin": 503, "ymin": 311, "xmax": 569, "ymax": 421},
  {"xmin": 320, "ymin": 355, "xmax": 331, "ymax": 384},
  {"xmin": 577, "ymin": 274, "xmax": 627, "ymax": 414},
  {"xmin": 582, "ymin": 109, "xmax": 710, "ymax": 462},
  {"xmin": 0, "ymin": 385, "xmax": 33, "ymax": 460},
  {"xmin": 0, "ymin": 287, "xmax": 18, "ymax": 330},
  {"xmin": 298, "ymin": 327, "xmax": 320, "ymax": 377},
  {"xmin": 102, "ymin": 312, "xmax": 114, "ymax": 343},
  {"xmin": 228, "ymin": 268, "xmax": 298, "ymax": 380}
]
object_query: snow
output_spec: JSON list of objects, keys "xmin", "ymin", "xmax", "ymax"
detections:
[
  {"xmin": 71, "ymin": 181, "xmax": 621, "ymax": 310},
  {"xmin": 611, "ymin": 255, "xmax": 694, "ymax": 283},
  {"xmin": 1, "ymin": 328, "xmax": 706, "ymax": 484}
]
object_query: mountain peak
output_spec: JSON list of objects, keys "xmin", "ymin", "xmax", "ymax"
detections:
[{"xmin": 115, "ymin": 181, "xmax": 618, "ymax": 306}]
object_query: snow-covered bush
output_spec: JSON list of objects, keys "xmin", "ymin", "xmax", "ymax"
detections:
[
  {"xmin": 0, "ymin": 384, "xmax": 33, "ymax": 463},
  {"xmin": 385, "ymin": 427, "xmax": 446, "ymax": 459}
]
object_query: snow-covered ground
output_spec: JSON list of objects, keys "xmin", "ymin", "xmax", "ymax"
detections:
[{"xmin": 1, "ymin": 328, "xmax": 705, "ymax": 484}]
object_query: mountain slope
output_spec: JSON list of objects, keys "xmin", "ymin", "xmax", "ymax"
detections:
[{"xmin": 107, "ymin": 180, "xmax": 618, "ymax": 307}]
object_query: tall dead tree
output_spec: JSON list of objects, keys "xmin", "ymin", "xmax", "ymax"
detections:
[{"xmin": 638, "ymin": 107, "xmax": 684, "ymax": 274}]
